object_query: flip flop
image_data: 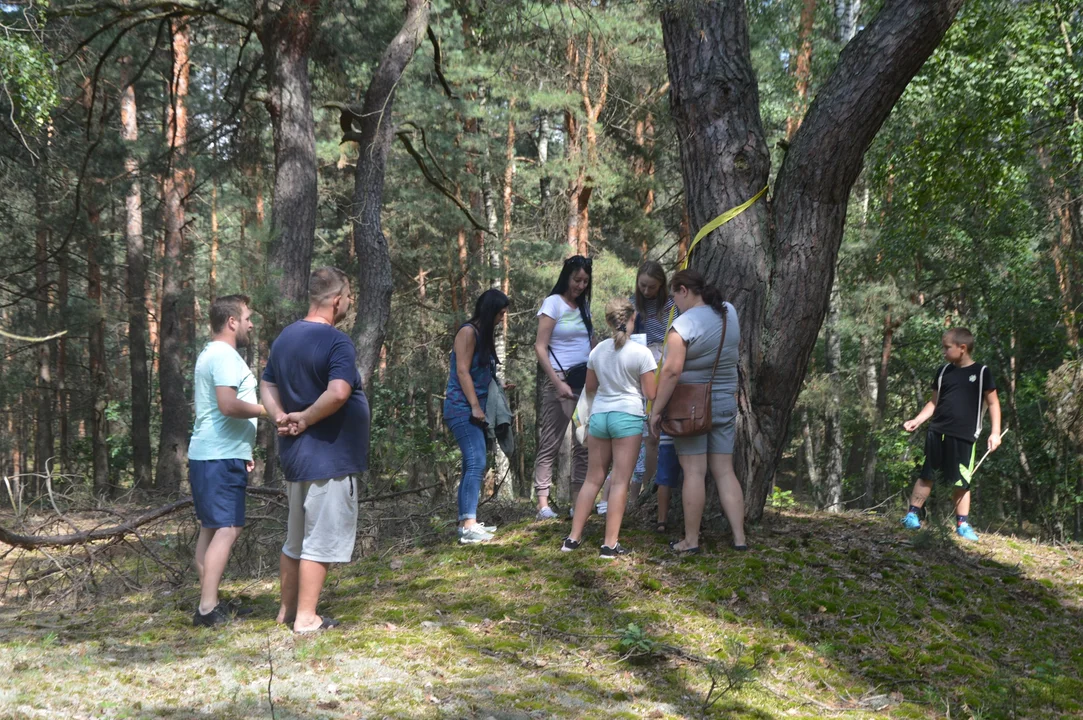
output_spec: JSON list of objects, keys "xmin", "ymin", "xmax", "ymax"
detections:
[
  {"xmin": 731, "ymin": 544, "xmax": 749, "ymax": 552},
  {"xmin": 669, "ymin": 539, "xmax": 701, "ymax": 555},
  {"xmin": 294, "ymin": 615, "xmax": 340, "ymax": 634},
  {"xmin": 654, "ymin": 522, "xmax": 667, "ymax": 534}
]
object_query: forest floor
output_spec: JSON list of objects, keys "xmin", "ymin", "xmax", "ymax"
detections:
[{"xmin": 1, "ymin": 499, "xmax": 1082, "ymax": 720}]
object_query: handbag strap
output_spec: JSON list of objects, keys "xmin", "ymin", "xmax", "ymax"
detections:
[
  {"xmin": 547, "ymin": 345, "xmax": 567, "ymax": 375},
  {"xmin": 703, "ymin": 304, "xmax": 728, "ymax": 387}
]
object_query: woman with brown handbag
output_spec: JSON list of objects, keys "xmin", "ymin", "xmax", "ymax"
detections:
[{"xmin": 648, "ymin": 270, "xmax": 747, "ymax": 553}]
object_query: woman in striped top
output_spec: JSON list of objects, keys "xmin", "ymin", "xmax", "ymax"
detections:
[{"xmin": 630, "ymin": 262, "xmax": 682, "ymax": 528}]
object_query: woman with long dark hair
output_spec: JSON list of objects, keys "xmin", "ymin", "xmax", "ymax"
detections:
[
  {"xmin": 533, "ymin": 255, "xmax": 593, "ymax": 519},
  {"xmin": 649, "ymin": 270, "xmax": 747, "ymax": 553},
  {"xmin": 444, "ymin": 289, "xmax": 509, "ymax": 544}
]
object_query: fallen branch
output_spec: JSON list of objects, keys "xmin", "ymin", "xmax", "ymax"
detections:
[{"xmin": 0, "ymin": 482, "xmax": 438, "ymax": 549}]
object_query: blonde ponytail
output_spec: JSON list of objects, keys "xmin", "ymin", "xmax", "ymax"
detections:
[{"xmin": 605, "ymin": 298, "xmax": 635, "ymax": 350}]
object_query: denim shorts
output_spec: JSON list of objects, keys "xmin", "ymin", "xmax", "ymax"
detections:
[
  {"xmin": 589, "ymin": 411, "xmax": 645, "ymax": 440},
  {"xmin": 654, "ymin": 443, "xmax": 683, "ymax": 487},
  {"xmin": 189, "ymin": 459, "xmax": 248, "ymax": 529}
]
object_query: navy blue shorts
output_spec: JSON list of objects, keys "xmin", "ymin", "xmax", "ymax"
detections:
[
  {"xmin": 190, "ymin": 459, "xmax": 248, "ymax": 528},
  {"xmin": 654, "ymin": 443, "xmax": 683, "ymax": 488}
]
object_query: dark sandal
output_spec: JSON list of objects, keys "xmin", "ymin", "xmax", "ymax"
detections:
[
  {"xmin": 669, "ymin": 539, "xmax": 701, "ymax": 555},
  {"xmin": 654, "ymin": 522, "xmax": 667, "ymax": 534},
  {"xmin": 731, "ymin": 544, "xmax": 749, "ymax": 552},
  {"xmin": 294, "ymin": 615, "xmax": 340, "ymax": 634}
]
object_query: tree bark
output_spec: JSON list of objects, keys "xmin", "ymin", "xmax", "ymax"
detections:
[
  {"xmin": 86, "ymin": 200, "xmax": 110, "ymax": 497},
  {"xmin": 348, "ymin": 0, "xmax": 430, "ymax": 389},
  {"xmin": 120, "ymin": 59, "xmax": 153, "ymax": 491},
  {"xmin": 156, "ymin": 18, "xmax": 194, "ymax": 494},
  {"xmin": 786, "ymin": 0, "xmax": 817, "ymax": 140},
  {"xmin": 661, "ymin": 0, "xmax": 964, "ymax": 520},
  {"xmin": 57, "ymin": 243, "xmax": 69, "ymax": 471},
  {"xmin": 34, "ymin": 151, "xmax": 54, "ymax": 480},
  {"xmin": 861, "ymin": 315, "xmax": 894, "ymax": 505},
  {"xmin": 822, "ymin": 278, "xmax": 844, "ymax": 511},
  {"xmin": 257, "ymin": 0, "xmax": 319, "ymax": 328}
]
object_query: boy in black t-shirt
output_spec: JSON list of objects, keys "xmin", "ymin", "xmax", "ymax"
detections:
[{"xmin": 901, "ymin": 328, "xmax": 1001, "ymax": 541}]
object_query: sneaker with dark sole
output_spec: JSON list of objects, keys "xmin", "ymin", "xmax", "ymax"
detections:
[
  {"xmin": 561, "ymin": 537, "xmax": 581, "ymax": 552},
  {"xmin": 193, "ymin": 603, "xmax": 231, "ymax": 628},
  {"xmin": 225, "ymin": 599, "xmax": 255, "ymax": 618},
  {"xmin": 599, "ymin": 544, "xmax": 630, "ymax": 559}
]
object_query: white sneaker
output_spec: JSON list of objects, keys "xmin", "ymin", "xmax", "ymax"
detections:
[
  {"xmin": 458, "ymin": 525, "xmax": 494, "ymax": 544},
  {"xmin": 596, "ymin": 501, "xmax": 608, "ymax": 516},
  {"xmin": 536, "ymin": 507, "xmax": 559, "ymax": 521},
  {"xmin": 477, "ymin": 522, "xmax": 497, "ymax": 533}
]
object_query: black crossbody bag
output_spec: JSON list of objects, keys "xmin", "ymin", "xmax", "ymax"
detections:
[{"xmin": 548, "ymin": 351, "xmax": 588, "ymax": 393}]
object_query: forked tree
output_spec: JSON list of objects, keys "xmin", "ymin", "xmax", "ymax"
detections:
[{"xmin": 660, "ymin": 0, "xmax": 965, "ymax": 519}]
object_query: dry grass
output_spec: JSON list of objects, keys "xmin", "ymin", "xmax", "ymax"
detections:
[{"xmin": 2, "ymin": 499, "xmax": 1082, "ymax": 719}]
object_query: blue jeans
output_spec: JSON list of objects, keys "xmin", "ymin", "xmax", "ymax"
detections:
[{"xmin": 447, "ymin": 416, "xmax": 488, "ymax": 521}]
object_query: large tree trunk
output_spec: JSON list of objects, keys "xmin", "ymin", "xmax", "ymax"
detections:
[
  {"xmin": 120, "ymin": 60, "xmax": 153, "ymax": 491},
  {"xmin": 258, "ymin": 0, "xmax": 318, "ymax": 327},
  {"xmin": 156, "ymin": 18, "xmax": 194, "ymax": 494},
  {"xmin": 661, "ymin": 0, "xmax": 963, "ymax": 520},
  {"xmin": 349, "ymin": 0, "xmax": 430, "ymax": 389},
  {"xmin": 256, "ymin": 0, "xmax": 320, "ymax": 487}
]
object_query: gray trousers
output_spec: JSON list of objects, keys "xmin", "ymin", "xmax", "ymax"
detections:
[{"xmin": 533, "ymin": 374, "xmax": 588, "ymax": 499}]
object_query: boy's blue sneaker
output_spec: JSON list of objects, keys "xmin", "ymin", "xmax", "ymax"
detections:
[
  {"xmin": 901, "ymin": 511, "xmax": 921, "ymax": 530},
  {"xmin": 956, "ymin": 522, "xmax": 979, "ymax": 541}
]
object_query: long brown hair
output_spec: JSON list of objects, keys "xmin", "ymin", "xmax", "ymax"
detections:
[
  {"xmin": 634, "ymin": 260, "xmax": 668, "ymax": 320},
  {"xmin": 670, "ymin": 269, "xmax": 727, "ymax": 318},
  {"xmin": 604, "ymin": 298, "xmax": 635, "ymax": 349}
]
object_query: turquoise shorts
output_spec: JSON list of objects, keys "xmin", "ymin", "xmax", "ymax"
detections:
[{"xmin": 589, "ymin": 411, "xmax": 645, "ymax": 440}]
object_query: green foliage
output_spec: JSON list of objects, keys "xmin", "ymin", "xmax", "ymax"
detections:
[
  {"xmin": 768, "ymin": 486, "xmax": 796, "ymax": 510},
  {"xmin": 0, "ymin": 3, "xmax": 58, "ymax": 132},
  {"xmin": 617, "ymin": 622, "xmax": 658, "ymax": 656}
]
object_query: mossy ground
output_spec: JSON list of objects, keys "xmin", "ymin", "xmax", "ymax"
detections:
[{"xmin": 2, "ymin": 504, "xmax": 1083, "ymax": 719}]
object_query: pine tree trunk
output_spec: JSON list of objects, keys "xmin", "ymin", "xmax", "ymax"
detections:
[
  {"xmin": 156, "ymin": 18, "xmax": 194, "ymax": 494},
  {"xmin": 34, "ymin": 155, "xmax": 54, "ymax": 479},
  {"xmin": 86, "ymin": 201, "xmax": 110, "ymax": 497},
  {"xmin": 57, "ymin": 244, "xmax": 69, "ymax": 471},
  {"xmin": 258, "ymin": 0, "xmax": 319, "ymax": 327},
  {"xmin": 661, "ymin": 0, "xmax": 964, "ymax": 520},
  {"xmin": 786, "ymin": 0, "xmax": 817, "ymax": 140},
  {"xmin": 120, "ymin": 61, "xmax": 153, "ymax": 491},
  {"xmin": 861, "ymin": 315, "xmax": 894, "ymax": 504},
  {"xmin": 350, "ymin": 0, "xmax": 430, "ymax": 389}
]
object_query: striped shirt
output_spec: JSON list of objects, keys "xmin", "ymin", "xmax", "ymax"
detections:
[{"xmin": 635, "ymin": 296, "xmax": 678, "ymax": 346}]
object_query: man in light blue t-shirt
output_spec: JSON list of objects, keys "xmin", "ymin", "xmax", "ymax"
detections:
[{"xmin": 188, "ymin": 294, "xmax": 269, "ymax": 627}]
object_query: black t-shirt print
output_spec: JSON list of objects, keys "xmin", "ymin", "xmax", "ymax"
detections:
[{"xmin": 929, "ymin": 363, "xmax": 996, "ymax": 441}]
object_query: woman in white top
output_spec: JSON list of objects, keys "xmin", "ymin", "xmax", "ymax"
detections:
[
  {"xmin": 533, "ymin": 255, "xmax": 594, "ymax": 519},
  {"xmin": 562, "ymin": 299, "xmax": 657, "ymax": 557}
]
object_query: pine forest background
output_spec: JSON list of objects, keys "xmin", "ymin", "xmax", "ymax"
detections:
[{"xmin": 1, "ymin": 0, "xmax": 1082, "ymax": 538}]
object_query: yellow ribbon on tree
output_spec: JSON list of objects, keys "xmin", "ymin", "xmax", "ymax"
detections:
[{"xmin": 647, "ymin": 185, "xmax": 768, "ymax": 412}]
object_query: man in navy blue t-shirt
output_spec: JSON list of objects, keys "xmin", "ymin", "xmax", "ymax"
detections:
[{"xmin": 261, "ymin": 266, "xmax": 370, "ymax": 633}]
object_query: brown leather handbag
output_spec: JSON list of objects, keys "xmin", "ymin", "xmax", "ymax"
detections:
[{"xmin": 661, "ymin": 308, "xmax": 728, "ymax": 437}]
